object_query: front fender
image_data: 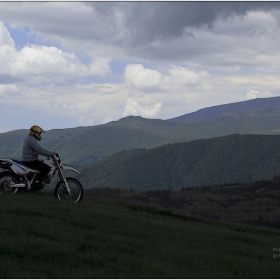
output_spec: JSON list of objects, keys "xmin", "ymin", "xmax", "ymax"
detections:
[{"xmin": 61, "ymin": 165, "xmax": 80, "ymax": 175}]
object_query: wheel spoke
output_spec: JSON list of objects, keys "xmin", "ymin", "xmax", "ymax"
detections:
[
  {"xmin": 0, "ymin": 174, "xmax": 19, "ymax": 195},
  {"xmin": 55, "ymin": 178, "xmax": 83, "ymax": 203}
]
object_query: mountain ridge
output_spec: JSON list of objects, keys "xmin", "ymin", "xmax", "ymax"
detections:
[
  {"xmin": 1, "ymin": 96, "xmax": 280, "ymax": 165},
  {"xmin": 168, "ymin": 96, "xmax": 280, "ymax": 122}
]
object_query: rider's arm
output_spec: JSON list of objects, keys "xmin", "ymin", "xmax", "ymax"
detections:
[{"xmin": 30, "ymin": 137, "xmax": 54, "ymax": 158}]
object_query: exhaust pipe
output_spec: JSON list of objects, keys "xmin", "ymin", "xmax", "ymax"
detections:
[{"xmin": 12, "ymin": 183, "xmax": 26, "ymax": 188}]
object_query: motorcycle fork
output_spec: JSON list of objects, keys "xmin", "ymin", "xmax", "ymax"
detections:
[{"xmin": 56, "ymin": 161, "xmax": 71, "ymax": 194}]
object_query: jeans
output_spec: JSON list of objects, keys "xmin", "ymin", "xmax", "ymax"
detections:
[{"xmin": 22, "ymin": 160, "xmax": 51, "ymax": 181}]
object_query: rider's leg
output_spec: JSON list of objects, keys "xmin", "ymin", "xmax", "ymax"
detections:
[
  {"xmin": 22, "ymin": 160, "xmax": 51, "ymax": 181},
  {"xmin": 35, "ymin": 161, "xmax": 51, "ymax": 181}
]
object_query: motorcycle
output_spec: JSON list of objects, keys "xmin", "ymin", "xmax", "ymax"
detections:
[{"xmin": 0, "ymin": 154, "xmax": 83, "ymax": 202}]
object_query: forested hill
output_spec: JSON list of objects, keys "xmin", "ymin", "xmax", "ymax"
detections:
[{"xmin": 78, "ymin": 134, "xmax": 280, "ymax": 190}]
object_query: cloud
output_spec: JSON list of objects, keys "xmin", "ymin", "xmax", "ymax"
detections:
[
  {"xmin": 86, "ymin": 2, "xmax": 280, "ymax": 47},
  {"xmin": 1, "ymin": 82, "xmax": 129, "ymax": 131},
  {"xmin": 0, "ymin": 21, "xmax": 14, "ymax": 46},
  {"xmin": 122, "ymin": 98, "xmax": 162, "ymax": 118},
  {"xmin": 1, "ymin": 2, "xmax": 280, "ymax": 70},
  {"xmin": 168, "ymin": 66, "xmax": 201, "ymax": 86},
  {"xmin": 102, "ymin": 116, "xmax": 114, "ymax": 124},
  {"xmin": 246, "ymin": 90, "xmax": 259, "ymax": 100},
  {"xmin": 79, "ymin": 115, "xmax": 94, "ymax": 127},
  {"xmin": 52, "ymin": 100, "xmax": 97, "ymax": 127},
  {"xmin": 51, "ymin": 102, "xmax": 78, "ymax": 111},
  {"xmin": 0, "ymin": 21, "xmax": 111, "ymax": 84},
  {"xmin": 77, "ymin": 101, "xmax": 94, "ymax": 112},
  {"xmin": 124, "ymin": 64, "xmax": 162, "ymax": 89},
  {"xmin": 0, "ymin": 84, "xmax": 20, "ymax": 98},
  {"xmin": 1, "ymin": 2, "xmax": 280, "ymax": 132},
  {"xmin": 125, "ymin": 64, "xmax": 212, "ymax": 92},
  {"xmin": 246, "ymin": 90, "xmax": 275, "ymax": 100},
  {"xmin": 1, "ymin": 2, "xmax": 280, "ymax": 61}
]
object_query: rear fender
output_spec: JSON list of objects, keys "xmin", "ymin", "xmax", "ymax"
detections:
[
  {"xmin": 0, "ymin": 159, "xmax": 39, "ymax": 175},
  {"xmin": 10, "ymin": 163, "xmax": 30, "ymax": 175},
  {"xmin": 0, "ymin": 159, "xmax": 25, "ymax": 174}
]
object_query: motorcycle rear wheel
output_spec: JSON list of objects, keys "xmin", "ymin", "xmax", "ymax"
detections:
[
  {"xmin": 0, "ymin": 172, "xmax": 19, "ymax": 195},
  {"xmin": 54, "ymin": 177, "xmax": 83, "ymax": 203}
]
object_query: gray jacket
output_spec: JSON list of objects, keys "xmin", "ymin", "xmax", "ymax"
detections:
[{"xmin": 22, "ymin": 135, "xmax": 53, "ymax": 162}]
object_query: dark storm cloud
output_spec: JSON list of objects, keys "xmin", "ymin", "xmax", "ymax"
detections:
[
  {"xmin": 2, "ymin": 1, "xmax": 280, "ymax": 64},
  {"xmin": 87, "ymin": 1, "xmax": 280, "ymax": 47}
]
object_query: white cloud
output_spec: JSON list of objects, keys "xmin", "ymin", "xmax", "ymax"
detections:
[
  {"xmin": 0, "ymin": 21, "xmax": 14, "ymax": 46},
  {"xmin": 102, "ymin": 116, "xmax": 114, "ymax": 124},
  {"xmin": 246, "ymin": 90, "xmax": 259, "ymax": 100},
  {"xmin": 246, "ymin": 90, "xmax": 275, "ymax": 100},
  {"xmin": 1, "ymin": 82, "xmax": 129, "ymax": 131},
  {"xmin": 77, "ymin": 101, "xmax": 94, "ymax": 112},
  {"xmin": 51, "ymin": 102, "xmax": 78, "ymax": 111},
  {"xmin": 2, "ymin": 44, "xmax": 110, "ymax": 83},
  {"xmin": 168, "ymin": 66, "xmax": 201, "ymax": 86},
  {"xmin": 0, "ymin": 21, "xmax": 111, "ymax": 84},
  {"xmin": 79, "ymin": 115, "xmax": 94, "ymax": 127},
  {"xmin": 124, "ymin": 64, "xmax": 162, "ymax": 89},
  {"xmin": 0, "ymin": 84, "xmax": 20, "ymax": 98},
  {"xmin": 125, "ymin": 64, "xmax": 213, "ymax": 92},
  {"xmin": 122, "ymin": 98, "xmax": 162, "ymax": 118}
]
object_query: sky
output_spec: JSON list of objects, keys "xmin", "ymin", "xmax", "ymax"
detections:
[{"xmin": 1, "ymin": 1, "xmax": 280, "ymax": 132}]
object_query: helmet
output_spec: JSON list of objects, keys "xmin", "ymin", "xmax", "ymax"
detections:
[{"xmin": 30, "ymin": 125, "xmax": 45, "ymax": 141}]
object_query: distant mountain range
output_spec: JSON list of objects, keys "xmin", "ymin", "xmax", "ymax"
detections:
[
  {"xmin": 1, "ymin": 96, "xmax": 280, "ymax": 166},
  {"xmin": 168, "ymin": 96, "xmax": 280, "ymax": 122}
]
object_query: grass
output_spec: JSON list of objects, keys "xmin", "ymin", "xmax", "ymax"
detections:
[
  {"xmin": 0, "ymin": 192, "xmax": 279, "ymax": 278},
  {"xmin": 84, "ymin": 181, "xmax": 280, "ymax": 229}
]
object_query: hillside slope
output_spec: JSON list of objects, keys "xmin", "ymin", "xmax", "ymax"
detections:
[
  {"xmin": 0, "ymin": 194, "xmax": 279, "ymax": 278},
  {"xmin": 77, "ymin": 134, "xmax": 280, "ymax": 190},
  {"xmin": 85, "ymin": 179, "xmax": 280, "ymax": 229}
]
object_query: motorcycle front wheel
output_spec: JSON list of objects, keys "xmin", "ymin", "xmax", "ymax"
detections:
[
  {"xmin": 0, "ymin": 172, "xmax": 19, "ymax": 195},
  {"xmin": 54, "ymin": 177, "xmax": 83, "ymax": 203}
]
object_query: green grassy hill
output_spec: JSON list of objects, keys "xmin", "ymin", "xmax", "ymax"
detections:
[
  {"xmin": 0, "ymin": 193, "xmax": 279, "ymax": 278},
  {"xmin": 2, "ymin": 104, "xmax": 280, "ymax": 165},
  {"xmin": 85, "ymin": 179, "xmax": 280, "ymax": 229},
  {"xmin": 77, "ymin": 134, "xmax": 280, "ymax": 190}
]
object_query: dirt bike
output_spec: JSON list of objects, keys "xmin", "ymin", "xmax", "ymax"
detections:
[{"xmin": 0, "ymin": 154, "xmax": 83, "ymax": 202}]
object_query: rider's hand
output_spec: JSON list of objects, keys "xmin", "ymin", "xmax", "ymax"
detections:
[{"xmin": 53, "ymin": 152, "xmax": 59, "ymax": 158}]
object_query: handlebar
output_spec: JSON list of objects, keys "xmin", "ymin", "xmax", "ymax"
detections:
[{"xmin": 53, "ymin": 153, "xmax": 61, "ymax": 164}]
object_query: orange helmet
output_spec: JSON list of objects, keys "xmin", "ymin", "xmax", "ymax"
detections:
[{"xmin": 30, "ymin": 125, "xmax": 45, "ymax": 141}]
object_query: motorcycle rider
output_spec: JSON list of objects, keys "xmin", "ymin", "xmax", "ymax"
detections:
[{"xmin": 22, "ymin": 125, "xmax": 57, "ymax": 184}]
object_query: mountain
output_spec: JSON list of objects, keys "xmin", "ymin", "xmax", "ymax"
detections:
[
  {"xmin": 77, "ymin": 134, "xmax": 280, "ymax": 190},
  {"xmin": 0, "ymin": 119, "xmax": 196, "ymax": 165},
  {"xmin": 2, "ymin": 96, "xmax": 280, "ymax": 165},
  {"xmin": 168, "ymin": 96, "xmax": 280, "ymax": 122}
]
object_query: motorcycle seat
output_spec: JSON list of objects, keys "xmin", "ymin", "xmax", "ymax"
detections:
[
  {"xmin": 12, "ymin": 160, "xmax": 40, "ymax": 173},
  {"xmin": 12, "ymin": 159, "xmax": 26, "ymax": 165}
]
